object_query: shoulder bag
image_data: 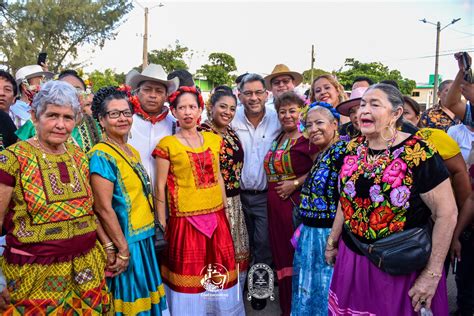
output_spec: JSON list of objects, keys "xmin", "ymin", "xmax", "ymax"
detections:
[
  {"xmin": 345, "ymin": 220, "xmax": 433, "ymax": 275},
  {"xmin": 100, "ymin": 142, "xmax": 168, "ymax": 251}
]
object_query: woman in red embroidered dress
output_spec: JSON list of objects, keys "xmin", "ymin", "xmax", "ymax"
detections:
[
  {"xmin": 152, "ymin": 86, "xmax": 244, "ymax": 315},
  {"xmin": 264, "ymin": 91, "xmax": 318, "ymax": 316}
]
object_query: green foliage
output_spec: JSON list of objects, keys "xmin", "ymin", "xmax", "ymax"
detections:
[
  {"xmin": 198, "ymin": 52, "xmax": 237, "ymax": 86},
  {"xmin": 147, "ymin": 41, "xmax": 189, "ymax": 73},
  {"xmin": 0, "ymin": 0, "xmax": 132, "ymax": 73},
  {"xmin": 87, "ymin": 69, "xmax": 122, "ymax": 92},
  {"xmin": 335, "ymin": 59, "xmax": 416, "ymax": 95},
  {"xmin": 302, "ymin": 68, "xmax": 330, "ymax": 84}
]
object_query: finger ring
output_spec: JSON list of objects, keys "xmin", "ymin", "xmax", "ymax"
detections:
[{"xmin": 419, "ymin": 299, "xmax": 426, "ymax": 305}]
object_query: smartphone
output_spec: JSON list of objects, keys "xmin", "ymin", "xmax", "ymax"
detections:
[
  {"xmin": 461, "ymin": 52, "xmax": 471, "ymax": 70},
  {"xmin": 37, "ymin": 52, "xmax": 47, "ymax": 66}
]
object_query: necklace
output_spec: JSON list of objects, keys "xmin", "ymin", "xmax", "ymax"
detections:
[
  {"xmin": 181, "ymin": 132, "xmax": 206, "ymax": 178},
  {"xmin": 105, "ymin": 136, "xmax": 136, "ymax": 163},
  {"xmin": 359, "ymin": 131, "xmax": 398, "ymax": 178}
]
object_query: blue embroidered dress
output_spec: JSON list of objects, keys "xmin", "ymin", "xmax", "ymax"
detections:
[
  {"xmin": 291, "ymin": 140, "xmax": 347, "ymax": 315},
  {"xmin": 89, "ymin": 142, "xmax": 167, "ymax": 315}
]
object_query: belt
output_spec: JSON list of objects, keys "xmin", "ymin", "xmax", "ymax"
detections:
[{"xmin": 241, "ymin": 189, "xmax": 268, "ymax": 195}]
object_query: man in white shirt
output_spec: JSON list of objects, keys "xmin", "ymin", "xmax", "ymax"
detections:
[
  {"xmin": 127, "ymin": 64, "xmax": 179, "ymax": 188},
  {"xmin": 231, "ymin": 73, "xmax": 281, "ymax": 310}
]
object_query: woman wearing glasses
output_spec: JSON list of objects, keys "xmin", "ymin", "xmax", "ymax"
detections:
[{"xmin": 88, "ymin": 87, "xmax": 167, "ymax": 315}]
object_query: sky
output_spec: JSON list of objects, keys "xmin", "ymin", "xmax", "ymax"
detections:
[{"xmin": 80, "ymin": 0, "xmax": 473, "ymax": 84}]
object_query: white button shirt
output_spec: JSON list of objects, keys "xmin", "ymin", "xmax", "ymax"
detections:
[
  {"xmin": 231, "ymin": 106, "xmax": 281, "ymax": 191},
  {"xmin": 128, "ymin": 113, "xmax": 176, "ymax": 189}
]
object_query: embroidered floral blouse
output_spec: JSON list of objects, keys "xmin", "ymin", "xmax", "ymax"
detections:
[
  {"xmin": 338, "ymin": 135, "xmax": 449, "ymax": 252},
  {"xmin": 299, "ymin": 140, "xmax": 347, "ymax": 228},
  {"xmin": 200, "ymin": 122, "xmax": 244, "ymax": 197}
]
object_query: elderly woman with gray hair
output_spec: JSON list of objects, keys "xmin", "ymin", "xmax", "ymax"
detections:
[
  {"xmin": 0, "ymin": 81, "xmax": 111, "ymax": 314},
  {"xmin": 325, "ymin": 84, "xmax": 457, "ymax": 315}
]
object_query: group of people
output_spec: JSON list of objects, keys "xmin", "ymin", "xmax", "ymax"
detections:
[{"xmin": 0, "ymin": 51, "xmax": 472, "ymax": 316}]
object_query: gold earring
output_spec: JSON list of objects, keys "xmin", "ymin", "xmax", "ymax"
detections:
[{"xmin": 381, "ymin": 125, "xmax": 396, "ymax": 142}]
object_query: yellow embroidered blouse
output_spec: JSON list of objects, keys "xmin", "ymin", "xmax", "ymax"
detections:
[{"xmin": 153, "ymin": 131, "xmax": 224, "ymax": 217}]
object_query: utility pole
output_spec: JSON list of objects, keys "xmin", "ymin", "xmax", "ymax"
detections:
[
  {"xmin": 420, "ymin": 18, "xmax": 461, "ymax": 107},
  {"xmin": 135, "ymin": 1, "xmax": 164, "ymax": 69},
  {"xmin": 142, "ymin": 7, "xmax": 149, "ymax": 68},
  {"xmin": 310, "ymin": 45, "xmax": 315, "ymax": 84}
]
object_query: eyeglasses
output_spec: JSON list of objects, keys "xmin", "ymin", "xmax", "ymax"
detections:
[
  {"xmin": 106, "ymin": 110, "xmax": 133, "ymax": 118},
  {"xmin": 272, "ymin": 78, "xmax": 292, "ymax": 86},
  {"xmin": 241, "ymin": 90, "xmax": 266, "ymax": 97}
]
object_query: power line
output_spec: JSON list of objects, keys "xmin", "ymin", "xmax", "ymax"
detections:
[
  {"xmin": 446, "ymin": 27, "xmax": 474, "ymax": 37},
  {"xmin": 379, "ymin": 49, "xmax": 474, "ymax": 63}
]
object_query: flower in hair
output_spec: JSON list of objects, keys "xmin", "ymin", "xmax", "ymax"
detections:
[
  {"xmin": 298, "ymin": 101, "xmax": 341, "ymax": 137},
  {"xmin": 168, "ymin": 86, "xmax": 205, "ymax": 110}
]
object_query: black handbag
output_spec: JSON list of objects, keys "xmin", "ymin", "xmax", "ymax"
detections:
[
  {"xmin": 101, "ymin": 142, "xmax": 168, "ymax": 252},
  {"xmin": 346, "ymin": 221, "xmax": 433, "ymax": 275}
]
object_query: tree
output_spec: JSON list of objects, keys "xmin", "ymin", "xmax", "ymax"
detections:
[
  {"xmin": 146, "ymin": 41, "xmax": 189, "ymax": 73},
  {"xmin": 0, "ymin": 0, "xmax": 132, "ymax": 73},
  {"xmin": 87, "ymin": 69, "xmax": 124, "ymax": 92},
  {"xmin": 335, "ymin": 59, "xmax": 416, "ymax": 95},
  {"xmin": 302, "ymin": 68, "xmax": 330, "ymax": 84},
  {"xmin": 198, "ymin": 52, "xmax": 237, "ymax": 86}
]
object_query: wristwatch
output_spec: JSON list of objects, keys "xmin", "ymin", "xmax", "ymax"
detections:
[{"xmin": 293, "ymin": 179, "xmax": 300, "ymax": 188}]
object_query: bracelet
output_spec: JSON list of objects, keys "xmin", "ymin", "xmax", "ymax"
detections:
[
  {"xmin": 425, "ymin": 268, "xmax": 442, "ymax": 278},
  {"xmin": 117, "ymin": 254, "xmax": 130, "ymax": 261},
  {"xmin": 104, "ymin": 244, "xmax": 116, "ymax": 250},
  {"xmin": 102, "ymin": 242, "xmax": 114, "ymax": 249},
  {"xmin": 327, "ymin": 236, "xmax": 338, "ymax": 248}
]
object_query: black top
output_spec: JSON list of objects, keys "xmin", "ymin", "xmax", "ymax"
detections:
[
  {"xmin": 0, "ymin": 111, "xmax": 17, "ymax": 150},
  {"xmin": 338, "ymin": 134, "xmax": 449, "ymax": 254}
]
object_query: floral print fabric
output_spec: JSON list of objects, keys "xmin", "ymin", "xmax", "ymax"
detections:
[
  {"xmin": 339, "ymin": 135, "xmax": 449, "ymax": 243},
  {"xmin": 298, "ymin": 140, "xmax": 347, "ymax": 227},
  {"xmin": 420, "ymin": 105, "xmax": 460, "ymax": 132},
  {"xmin": 200, "ymin": 122, "xmax": 243, "ymax": 197}
]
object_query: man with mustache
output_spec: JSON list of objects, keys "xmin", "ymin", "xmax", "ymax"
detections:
[
  {"xmin": 127, "ymin": 64, "xmax": 179, "ymax": 188},
  {"xmin": 231, "ymin": 73, "xmax": 280, "ymax": 311}
]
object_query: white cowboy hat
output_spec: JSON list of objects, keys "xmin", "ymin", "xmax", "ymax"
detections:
[
  {"xmin": 128, "ymin": 64, "xmax": 179, "ymax": 94},
  {"xmin": 15, "ymin": 65, "xmax": 54, "ymax": 85}
]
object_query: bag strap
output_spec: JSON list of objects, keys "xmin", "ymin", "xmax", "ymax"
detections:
[{"xmin": 100, "ymin": 142, "xmax": 155, "ymax": 212}]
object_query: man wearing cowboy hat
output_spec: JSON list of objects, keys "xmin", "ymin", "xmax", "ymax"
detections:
[
  {"xmin": 264, "ymin": 64, "xmax": 303, "ymax": 108},
  {"xmin": 10, "ymin": 65, "xmax": 54, "ymax": 127},
  {"xmin": 127, "ymin": 64, "xmax": 179, "ymax": 188}
]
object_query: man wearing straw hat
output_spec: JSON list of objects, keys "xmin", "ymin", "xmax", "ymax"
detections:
[{"xmin": 264, "ymin": 64, "xmax": 303, "ymax": 108}]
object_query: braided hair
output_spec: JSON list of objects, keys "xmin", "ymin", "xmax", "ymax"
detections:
[{"xmin": 91, "ymin": 86, "xmax": 133, "ymax": 120}]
